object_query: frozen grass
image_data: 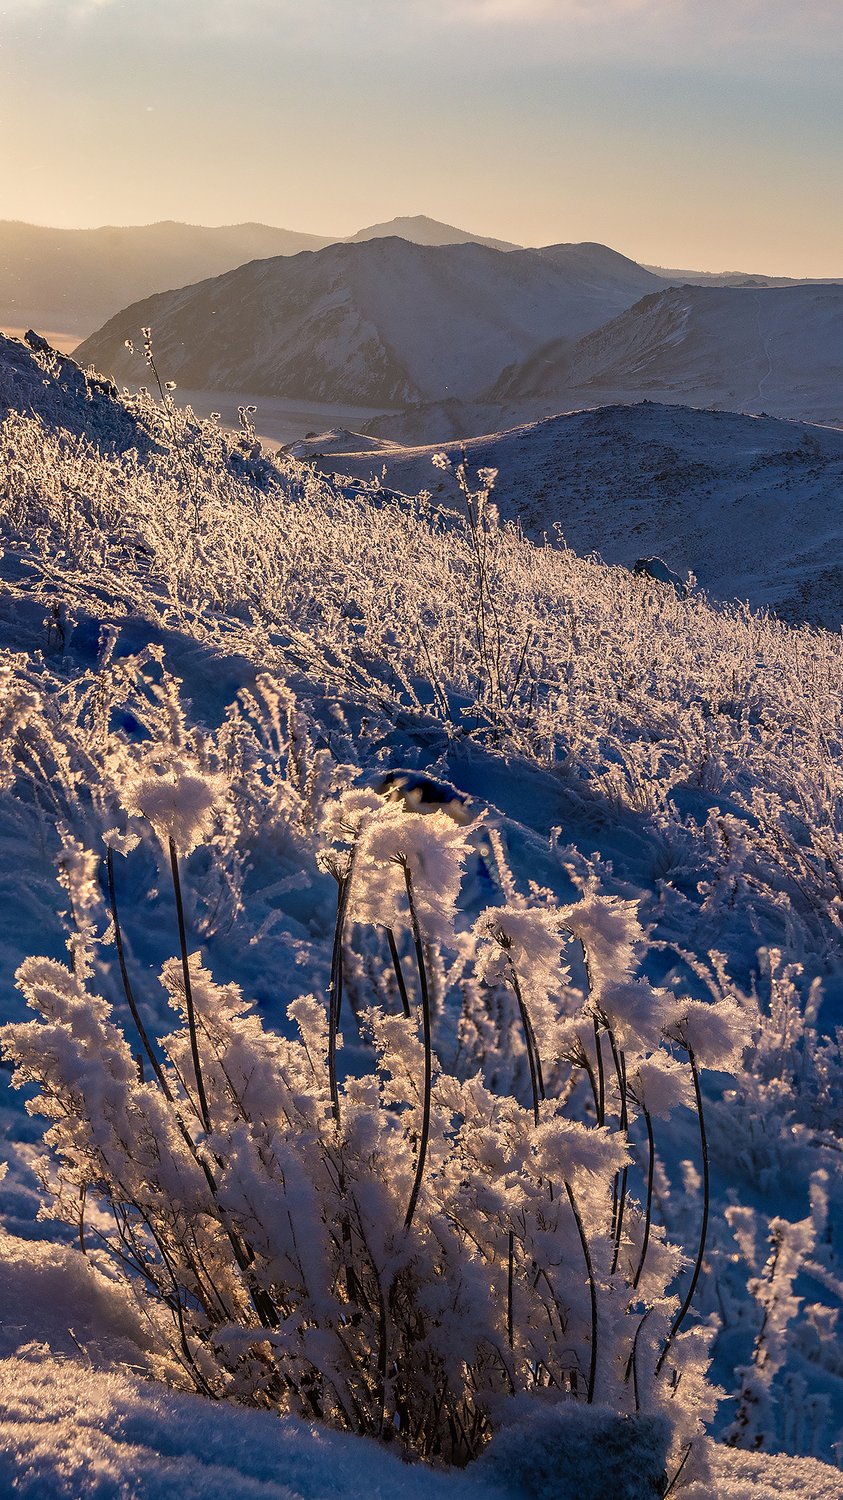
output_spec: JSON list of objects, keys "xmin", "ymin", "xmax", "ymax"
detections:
[{"xmin": 4, "ymin": 379, "xmax": 843, "ymax": 970}]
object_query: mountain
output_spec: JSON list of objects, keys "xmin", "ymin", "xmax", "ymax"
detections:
[
  {"xmin": 346, "ymin": 214, "xmax": 519, "ymax": 251},
  {"xmin": 491, "ymin": 283, "xmax": 843, "ymax": 427},
  {"xmin": 647, "ymin": 264, "xmax": 843, "ymax": 289},
  {"xmin": 74, "ymin": 238, "xmax": 666, "ymax": 406},
  {"xmin": 0, "ymin": 220, "xmax": 332, "ymax": 339},
  {"xmin": 0, "ymin": 216, "xmax": 521, "ymax": 342},
  {"xmin": 288, "ymin": 401, "xmax": 843, "ymax": 628}
]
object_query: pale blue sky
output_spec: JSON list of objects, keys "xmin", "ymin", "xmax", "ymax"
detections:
[{"xmin": 1, "ymin": 0, "xmax": 840, "ymax": 273}]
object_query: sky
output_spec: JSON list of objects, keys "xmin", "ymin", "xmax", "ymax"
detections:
[{"xmin": 1, "ymin": 0, "xmax": 841, "ymax": 275}]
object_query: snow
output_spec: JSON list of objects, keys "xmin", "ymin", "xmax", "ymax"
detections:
[
  {"xmin": 496, "ymin": 282, "xmax": 843, "ymax": 429},
  {"xmin": 0, "ymin": 1342, "xmax": 840, "ymax": 1499},
  {"xmin": 0, "ymin": 1348, "xmax": 512, "ymax": 1500}
]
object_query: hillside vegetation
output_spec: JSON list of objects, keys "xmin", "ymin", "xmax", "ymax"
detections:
[{"xmin": 0, "ymin": 335, "xmax": 841, "ymax": 1495}]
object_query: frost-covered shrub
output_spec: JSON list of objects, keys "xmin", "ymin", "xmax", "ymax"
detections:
[
  {"xmin": 724, "ymin": 1208, "xmax": 817, "ymax": 1450},
  {"xmin": 2, "ymin": 779, "xmax": 741, "ymax": 1472}
]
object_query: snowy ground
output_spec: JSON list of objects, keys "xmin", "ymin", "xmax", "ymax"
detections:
[
  {"xmin": 133, "ymin": 384, "xmax": 401, "ymax": 452},
  {"xmin": 2, "ymin": 1342, "xmax": 841, "ymax": 1500},
  {"xmin": 289, "ymin": 402, "xmax": 843, "ymax": 627}
]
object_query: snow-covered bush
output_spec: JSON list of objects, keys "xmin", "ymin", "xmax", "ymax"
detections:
[
  {"xmin": 2, "ymin": 770, "xmax": 743, "ymax": 1472},
  {"xmin": 477, "ymin": 1400, "xmax": 671, "ymax": 1500}
]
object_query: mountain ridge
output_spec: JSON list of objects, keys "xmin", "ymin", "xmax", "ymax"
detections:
[
  {"xmin": 0, "ymin": 215, "xmax": 523, "ymax": 338},
  {"xmin": 74, "ymin": 236, "xmax": 666, "ymax": 407}
]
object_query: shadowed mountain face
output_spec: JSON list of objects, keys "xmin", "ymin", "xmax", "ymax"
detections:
[
  {"xmin": 492, "ymin": 283, "xmax": 843, "ymax": 427},
  {"xmin": 74, "ymin": 238, "xmax": 665, "ymax": 406},
  {"xmin": 289, "ymin": 401, "xmax": 843, "ymax": 629}
]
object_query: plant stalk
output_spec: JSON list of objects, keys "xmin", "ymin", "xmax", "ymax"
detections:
[
  {"xmin": 168, "ymin": 836, "xmax": 212, "ymax": 1134},
  {"xmin": 401, "ymin": 860, "xmax": 433, "ymax": 1232},
  {"xmin": 656, "ymin": 1044, "xmax": 709, "ymax": 1375}
]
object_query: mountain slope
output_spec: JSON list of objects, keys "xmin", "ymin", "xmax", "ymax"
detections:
[
  {"xmin": 646, "ymin": 264, "xmax": 843, "ymax": 289},
  {"xmin": 0, "ymin": 330, "xmax": 153, "ymax": 453},
  {"xmin": 289, "ymin": 402, "xmax": 843, "ymax": 627},
  {"xmin": 0, "ymin": 220, "xmax": 332, "ymax": 338},
  {"xmin": 492, "ymin": 284, "xmax": 843, "ymax": 426},
  {"xmin": 1, "ymin": 339, "xmax": 843, "ymax": 1483},
  {"xmin": 74, "ymin": 238, "xmax": 666, "ymax": 405}
]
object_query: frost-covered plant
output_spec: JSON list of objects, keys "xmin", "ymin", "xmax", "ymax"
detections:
[
  {"xmin": 8, "ymin": 389, "xmax": 843, "ymax": 973},
  {"xmin": 2, "ymin": 783, "xmax": 738, "ymax": 1472},
  {"xmin": 430, "ymin": 452, "xmax": 531, "ymax": 724},
  {"xmin": 724, "ymin": 1205, "xmax": 817, "ymax": 1450}
]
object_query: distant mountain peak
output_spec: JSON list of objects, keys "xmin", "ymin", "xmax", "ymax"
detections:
[{"xmin": 347, "ymin": 215, "xmax": 520, "ymax": 252}]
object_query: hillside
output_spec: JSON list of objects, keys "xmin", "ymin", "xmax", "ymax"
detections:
[
  {"xmin": 492, "ymin": 283, "xmax": 843, "ymax": 427},
  {"xmin": 0, "ymin": 335, "xmax": 841, "ymax": 1494},
  {"xmin": 289, "ymin": 402, "xmax": 843, "ymax": 627},
  {"xmin": 74, "ymin": 238, "xmax": 665, "ymax": 405}
]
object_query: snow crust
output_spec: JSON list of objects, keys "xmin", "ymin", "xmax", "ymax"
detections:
[{"xmin": 0, "ymin": 1342, "xmax": 839, "ymax": 1500}]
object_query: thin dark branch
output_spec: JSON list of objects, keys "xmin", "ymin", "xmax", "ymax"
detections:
[
  {"xmin": 385, "ymin": 926, "xmax": 412, "ymax": 1018},
  {"xmin": 168, "ymin": 836, "xmax": 211, "ymax": 1134},
  {"xmin": 106, "ymin": 846, "xmax": 174, "ymax": 1102},
  {"xmin": 507, "ymin": 1229, "xmax": 515, "ymax": 1350},
  {"xmin": 565, "ymin": 1179, "xmax": 598, "ymax": 1404},
  {"xmin": 632, "ymin": 1104, "xmax": 656, "ymax": 1291},
  {"xmin": 656, "ymin": 1044, "xmax": 709, "ymax": 1375},
  {"xmin": 505, "ymin": 950, "xmax": 544, "ymax": 1125},
  {"xmin": 328, "ymin": 842, "xmax": 356, "ymax": 1125},
  {"xmin": 400, "ymin": 859, "xmax": 433, "ymax": 1232}
]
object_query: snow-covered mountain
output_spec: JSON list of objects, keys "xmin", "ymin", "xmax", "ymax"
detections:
[
  {"xmin": 288, "ymin": 402, "xmax": 843, "ymax": 628},
  {"xmin": 74, "ymin": 238, "xmax": 666, "ymax": 405},
  {"xmin": 492, "ymin": 283, "xmax": 843, "ymax": 427}
]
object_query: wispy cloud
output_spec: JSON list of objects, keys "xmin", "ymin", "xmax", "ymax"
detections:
[
  {"xmin": 430, "ymin": 0, "xmax": 841, "ymax": 59},
  {"xmin": 6, "ymin": 0, "xmax": 841, "ymax": 74}
]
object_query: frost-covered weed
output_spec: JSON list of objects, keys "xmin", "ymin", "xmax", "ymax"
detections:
[
  {"xmin": 2, "ymin": 368, "xmax": 842, "ymax": 1468},
  {"xmin": 3, "ymin": 765, "xmax": 740, "ymax": 1469},
  {"xmin": 5, "ymin": 398, "xmax": 843, "ymax": 966}
]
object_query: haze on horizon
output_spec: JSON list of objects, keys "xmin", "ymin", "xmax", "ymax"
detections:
[{"xmin": 2, "ymin": 0, "xmax": 841, "ymax": 278}]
